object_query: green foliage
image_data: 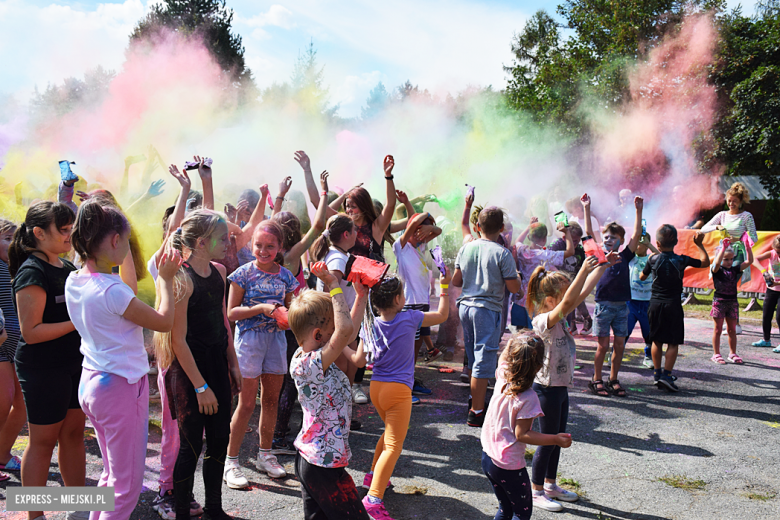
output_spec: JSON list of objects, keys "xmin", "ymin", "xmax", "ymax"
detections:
[
  {"xmin": 30, "ymin": 66, "xmax": 115, "ymax": 120},
  {"xmin": 657, "ymin": 475, "xmax": 707, "ymax": 490},
  {"xmin": 361, "ymin": 82, "xmax": 390, "ymax": 120}
]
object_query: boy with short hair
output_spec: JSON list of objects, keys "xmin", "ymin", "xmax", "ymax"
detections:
[
  {"xmin": 640, "ymin": 225, "xmax": 709, "ymax": 391},
  {"xmin": 628, "ymin": 233, "xmax": 659, "ymax": 369},
  {"xmin": 452, "ymin": 207, "xmax": 522, "ymax": 427}
]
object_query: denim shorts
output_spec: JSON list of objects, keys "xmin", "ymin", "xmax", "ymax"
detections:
[
  {"xmin": 459, "ymin": 305, "xmax": 502, "ymax": 379},
  {"xmin": 235, "ymin": 328, "xmax": 288, "ymax": 378},
  {"xmin": 592, "ymin": 301, "xmax": 628, "ymax": 338}
]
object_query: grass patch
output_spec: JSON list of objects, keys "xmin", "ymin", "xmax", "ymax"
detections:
[
  {"xmin": 682, "ymin": 294, "xmax": 761, "ymax": 322},
  {"xmin": 399, "ymin": 485, "xmax": 428, "ymax": 496},
  {"xmin": 524, "ymin": 447, "xmax": 536, "ymax": 460},
  {"xmin": 558, "ymin": 476, "xmax": 585, "ymax": 497},
  {"xmin": 745, "ymin": 491, "xmax": 776, "ymax": 501},
  {"xmin": 657, "ymin": 475, "xmax": 706, "ymax": 491},
  {"xmin": 596, "ymin": 513, "xmax": 613, "ymax": 520}
]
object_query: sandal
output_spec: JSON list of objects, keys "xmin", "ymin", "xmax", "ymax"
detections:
[
  {"xmin": 606, "ymin": 379, "xmax": 627, "ymax": 397},
  {"xmin": 727, "ymin": 353, "xmax": 744, "ymax": 364},
  {"xmin": 588, "ymin": 379, "xmax": 610, "ymax": 397},
  {"xmin": 711, "ymin": 354, "xmax": 726, "ymax": 364},
  {"xmin": 0, "ymin": 471, "xmax": 9, "ymax": 482}
]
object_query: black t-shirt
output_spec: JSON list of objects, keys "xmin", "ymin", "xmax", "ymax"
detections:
[
  {"xmin": 13, "ymin": 255, "xmax": 82, "ymax": 368},
  {"xmin": 712, "ymin": 265, "xmax": 743, "ymax": 300},
  {"xmin": 642, "ymin": 252, "xmax": 702, "ymax": 303}
]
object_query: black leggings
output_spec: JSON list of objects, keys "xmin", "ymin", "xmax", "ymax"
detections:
[
  {"xmin": 531, "ymin": 384, "xmax": 568, "ymax": 486},
  {"xmin": 274, "ymin": 330, "xmax": 300, "ymax": 440},
  {"xmin": 295, "ymin": 452, "xmax": 369, "ymax": 520},
  {"xmin": 763, "ymin": 290, "xmax": 780, "ymax": 341},
  {"xmin": 167, "ymin": 359, "xmax": 232, "ymax": 520},
  {"xmin": 482, "ymin": 451, "xmax": 533, "ymax": 520}
]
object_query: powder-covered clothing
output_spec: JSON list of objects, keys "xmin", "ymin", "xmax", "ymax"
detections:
[
  {"xmin": 291, "ymin": 348, "xmax": 353, "ymax": 468},
  {"xmin": 515, "ymin": 244, "xmax": 564, "ymax": 307},
  {"xmin": 712, "ymin": 265, "xmax": 744, "ymax": 300},
  {"xmin": 392, "ymin": 240, "xmax": 431, "ymax": 306},
  {"xmin": 481, "ymin": 365, "xmax": 544, "ymax": 470},
  {"xmin": 629, "ymin": 255, "xmax": 653, "ymax": 301},
  {"xmin": 315, "ymin": 248, "xmax": 356, "ymax": 308},
  {"xmin": 642, "ymin": 252, "xmax": 703, "ymax": 303},
  {"xmin": 349, "ymin": 222, "xmax": 384, "ymax": 262},
  {"xmin": 532, "ymin": 312, "xmax": 576, "ymax": 388},
  {"xmin": 65, "ymin": 272, "xmax": 148, "ymax": 383},
  {"xmin": 362, "ymin": 309, "xmax": 424, "ymax": 390},
  {"xmin": 595, "ymin": 247, "xmax": 635, "ymax": 302},
  {"xmin": 456, "ymin": 239, "xmax": 518, "ymax": 313},
  {"xmin": 766, "ymin": 249, "xmax": 780, "ymax": 292},
  {"xmin": 57, "ymin": 181, "xmax": 78, "ymax": 214},
  {"xmin": 228, "ymin": 262, "xmax": 298, "ymax": 333},
  {"xmin": 701, "ymin": 211, "xmax": 758, "ymax": 243},
  {"xmin": 549, "ymin": 238, "xmax": 585, "ymax": 275}
]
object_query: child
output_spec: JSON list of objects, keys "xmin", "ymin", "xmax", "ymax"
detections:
[
  {"xmin": 452, "ymin": 207, "xmax": 522, "ymax": 427},
  {"xmin": 527, "ymin": 255, "xmax": 613, "ymax": 512},
  {"xmin": 639, "ymin": 225, "xmax": 709, "ymax": 391},
  {"xmin": 548, "ymin": 222, "xmax": 592, "ymax": 335},
  {"xmin": 154, "ymin": 209, "xmax": 242, "ymax": 520},
  {"xmin": 9, "ymin": 201, "xmax": 84, "ymax": 520},
  {"xmin": 752, "ymin": 236, "xmax": 780, "ymax": 351},
  {"xmin": 360, "ymin": 268, "xmax": 451, "ymax": 519},
  {"xmin": 288, "ymin": 263, "xmax": 370, "ymax": 519},
  {"xmin": 226, "ymin": 220, "xmax": 299, "ymax": 485},
  {"xmin": 311, "ymin": 214, "xmax": 358, "ymax": 308},
  {"xmin": 710, "ymin": 239, "xmax": 752, "ymax": 364},
  {"xmin": 481, "ymin": 333, "xmax": 573, "ymax": 520},
  {"xmin": 582, "ymin": 193, "xmax": 643, "ymax": 397},
  {"xmin": 66, "ymin": 201, "xmax": 181, "ymax": 520},
  {"xmin": 627, "ymin": 233, "xmax": 659, "ymax": 369}
]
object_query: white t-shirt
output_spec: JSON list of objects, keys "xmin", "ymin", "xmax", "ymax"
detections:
[
  {"xmin": 65, "ymin": 272, "xmax": 148, "ymax": 383},
  {"xmin": 316, "ymin": 248, "xmax": 356, "ymax": 308},
  {"xmin": 392, "ymin": 240, "xmax": 431, "ymax": 306},
  {"xmin": 532, "ymin": 311, "xmax": 576, "ymax": 388},
  {"xmin": 147, "ymin": 255, "xmax": 158, "ymax": 282}
]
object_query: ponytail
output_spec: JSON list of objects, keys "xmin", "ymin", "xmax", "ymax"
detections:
[
  {"xmin": 71, "ymin": 200, "xmax": 129, "ymax": 264},
  {"xmin": 311, "ymin": 214, "xmax": 353, "ymax": 261},
  {"xmin": 525, "ymin": 265, "xmax": 570, "ymax": 316},
  {"xmin": 9, "ymin": 201, "xmax": 74, "ymax": 277}
]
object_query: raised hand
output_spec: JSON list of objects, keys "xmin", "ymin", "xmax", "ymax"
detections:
[
  {"xmin": 76, "ymin": 191, "xmax": 90, "ymax": 202},
  {"xmin": 194, "ymin": 155, "xmax": 212, "ymax": 179},
  {"xmin": 634, "ymin": 195, "xmax": 644, "ymax": 210},
  {"xmin": 259, "ymin": 184, "xmax": 270, "ymax": 206},
  {"xmin": 294, "ymin": 151, "xmax": 311, "ymax": 172},
  {"xmin": 556, "ymin": 221, "xmax": 568, "ymax": 233},
  {"xmin": 158, "ymin": 250, "xmax": 183, "ymax": 282},
  {"xmin": 168, "ymin": 164, "xmax": 191, "ymax": 189},
  {"xmin": 581, "ymin": 256, "xmax": 599, "ymax": 274},
  {"xmin": 311, "ymin": 261, "xmax": 337, "ymax": 288},
  {"xmin": 147, "ymin": 179, "xmax": 166, "ymax": 198},
  {"xmin": 383, "ymin": 155, "xmax": 395, "ymax": 177},
  {"xmin": 605, "ymin": 251, "xmax": 621, "ymax": 266},
  {"xmin": 224, "ymin": 203, "xmax": 238, "ymax": 223},
  {"xmin": 529, "ymin": 216, "xmax": 539, "ymax": 225},
  {"xmin": 320, "ymin": 171, "xmax": 329, "ymax": 193},
  {"xmin": 279, "ymin": 176, "xmax": 293, "ymax": 197},
  {"xmin": 415, "ymin": 225, "xmax": 438, "ymax": 243},
  {"xmin": 353, "ymin": 279, "xmax": 368, "ymax": 299},
  {"xmin": 395, "ymin": 190, "xmax": 409, "ymax": 205},
  {"xmin": 722, "ymin": 237, "xmax": 731, "ymax": 248},
  {"xmin": 465, "ymin": 190, "xmax": 475, "ymax": 206},
  {"xmin": 693, "ymin": 231, "xmax": 705, "ymax": 246},
  {"xmin": 124, "ymin": 154, "xmax": 145, "ymax": 168},
  {"xmin": 580, "ymin": 193, "xmax": 591, "ymax": 209},
  {"xmin": 235, "ymin": 199, "xmax": 250, "ymax": 221}
]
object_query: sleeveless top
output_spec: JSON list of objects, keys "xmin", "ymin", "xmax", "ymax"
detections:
[
  {"xmin": 183, "ymin": 263, "xmax": 228, "ymax": 367},
  {"xmin": 349, "ymin": 222, "xmax": 384, "ymax": 262}
]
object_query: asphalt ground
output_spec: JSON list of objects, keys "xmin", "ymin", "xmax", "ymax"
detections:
[{"xmin": 2, "ymin": 315, "xmax": 779, "ymax": 520}]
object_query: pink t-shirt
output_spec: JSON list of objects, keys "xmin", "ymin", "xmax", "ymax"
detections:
[
  {"xmin": 769, "ymin": 250, "xmax": 780, "ymax": 292},
  {"xmin": 480, "ymin": 363, "xmax": 544, "ymax": 470}
]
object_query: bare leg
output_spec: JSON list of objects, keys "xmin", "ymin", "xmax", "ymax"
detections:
[
  {"xmin": 652, "ymin": 342, "xmax": 664, "ymax": 370},
  {"xmin": 712, "ymin": 318, "xmax": 724, "ymax": 357},
  {"xmin": 227, "ymin": 378, "xmax": 259, "ymax": 457},
  {"xmin": 470, "ymin": 377, "xmax": 489, "ymax": 412},
  {"xmin": 609, "ymin": 337, "xmax": 626, "ymax": 381},
  {"xmin": 664, "ymin": 345, "xmax": 678, "ymax": 372},
  {"xmin": 593, "ymin": 336, "xmax": 610, "ymax": 381},
  {"xmin": 725, "ymin": 317, "xmax": 738, "ymax": 356},
  {"xmin": 258, "ymin": 374, "xmax": 284, "ymax": 450},
  {"xmin": 57, "ymin": 408, "xmax": 86, "ymax": 487},
  {"xmin": 0, "ymin": 363, "xmax": 26, "ymax": 463},
  {"xmin": 23, "ymin": 421, "xmax": 64, "ymax": 520}
]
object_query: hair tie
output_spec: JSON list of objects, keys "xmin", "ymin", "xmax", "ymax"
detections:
[
  {"xmin": 175, "ymin": 227, "xmax": 183, "ymax": 235},
  {"xmin": 537, "ymin": 271, "xmax": 545, "ymax": 280},
  {"xmin": 322, "ymin": 229, "xmax": 331, "ymax": 238}
]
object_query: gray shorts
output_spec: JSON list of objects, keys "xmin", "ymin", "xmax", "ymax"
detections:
[{"xmin": 235, "ymin": 328, "xmax": 288, "ymax": 378}]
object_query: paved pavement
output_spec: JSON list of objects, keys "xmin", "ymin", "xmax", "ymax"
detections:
[{"xmin": 2, "ymin": 316, "xmax": 779, "ymax": 519}]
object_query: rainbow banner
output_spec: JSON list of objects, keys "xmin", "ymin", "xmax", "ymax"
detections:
[{"xmin": 677, "ymin": 229, "xmax": 777, "ymax": 293}]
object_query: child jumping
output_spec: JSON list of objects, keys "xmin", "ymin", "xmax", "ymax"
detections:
[
  {"xmin": 480, "ymin": 333, "xmax": 572, "ymax": 520},
  {"xmin": 639, "ymin": 225, "xmax": 709, "ymax": 391},
  {"xmin": 710, "ymin": 238, "xmax": 752, "ymax": 364}
]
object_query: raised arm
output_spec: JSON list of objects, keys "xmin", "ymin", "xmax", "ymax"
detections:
[
  {"xmin": 311, "ymin": 262, "xmax": 355, "ymax": 371},
  {"xmin": 560, "ymin": 224, "xmax": 574, "ymax": 258},
  {"xmin": 196, "ymin": 156, "xmax": 214, "ymax": 210},
  {"xmin": 692, "ymin": 232, "xmax": 711, "ymax": 269},
  {"xmin": 348, "ymin": 280, "xmax": 369, "ymax": 345},
  {"xmin": 741, "ymin": 239, "xmax": 754, "ymax": 271},
  {"xmin": 295, "ymin": 151, "xmax": 321, "ymax": 208},
  {"xmin": 396, "ymin": 190, "xmax": 415, "ymax": 221},
  {"xmin": 461, "ymin": 190, "xmax": 475, "ymax": 242},
  {"xmin": 421, "ymin": 267, "xmax": 452, "ymax": 327},
  {"xmin": 284, "ymin": 172, "xmax": 330, "ymax": 263},
  {"xmin": 581, "ymin": 194, "xmax": 596, "ymax": 239},
  {"xmin": 399, "ymin": 212, "xmax": 432, "ymax": 248},
  {"xmin": 373, "ymin": 155, "xmax": 397, "ymax": 238},
  {"xmin": 235, "ymin": 184, "xmax": 268, "ymax": 250},
  {"xmin": 711, "ymin": 241, "xmax": 727, "ymax": 273},
  {"xmin": 517, "ymin": 217, "xmax": 538, "ymax": 244},
  {"xmin": 273, "ymin": 177, "xmax": 293, "ymax": 218},
  {"xmin": 627, "ymin": 196, "xmax": 644, "ymax": 253}
]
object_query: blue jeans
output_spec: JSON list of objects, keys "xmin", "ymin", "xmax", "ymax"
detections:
[
  {"xmin": 626, "ymin": 299, "xmax": 651, "ymax": 350},
  {"xmin": 460, "ymin": 305, "xmax": 502, "ymax": 379},
  {"xmin": 593, "ymin": 301, "xmax": 628, "ymax": 338},
  {"xmin": 482, "ymin": 452, "xmax": 533, "ymax": 520}
]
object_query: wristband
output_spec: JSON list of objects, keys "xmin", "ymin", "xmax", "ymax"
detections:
[
  {"xmin": 195, "ymin": 383, "xmax": 209, "ymax": 394},
  {"xmin": 330, "ymin": 288, "xmax": 344, "ymax": 297},
  {"xmin": 385, "ymin": 175, "xmax": 394, "ymax": 180},
  {"xmin": 440, "ymin": 283, "xmax": 449, "ymax": 289},
  {"xmin": 321, "ymin": 190, "xmax": 328, "ymax": 197},
  {"xmin": 440, "ymin": 293, "xmax": 448, "ymax": 297},
  {"xmin": 762, "ymin": 268, "xmax": 769, "ymax": 273}
]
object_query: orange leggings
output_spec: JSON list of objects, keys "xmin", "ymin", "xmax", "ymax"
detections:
[{"xmin": 368, "ymin": 381, "xmax": 412, "ymax": 500}]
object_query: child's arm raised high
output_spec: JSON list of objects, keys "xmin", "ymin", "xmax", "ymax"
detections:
[
  {"xmin": 311, "ymin": 262, "xmax": 355, "ymax": 371},
  {"xmin": 421, "ymin": 267, "xmax": 452, "ymax": 327},
  {"xmin": 627, "ymin": 196, "xmax": 644, "ymax": 253}
]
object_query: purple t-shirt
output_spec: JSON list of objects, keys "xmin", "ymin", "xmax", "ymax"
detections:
[
  {"xmin": 595, "ymin": 247, "xmax": 635, "ymax": 302},
  {"xmin": 712, "ymin": 265, "xmax": 743, "ymax": 300},
  {"xmin": 364, "ymin": 309, "xmax": 424, "ymax": 389}
]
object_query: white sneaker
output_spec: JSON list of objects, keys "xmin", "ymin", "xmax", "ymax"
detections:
[
  {"xmin": 736, "ymin": 324, "xmax": 743, "ymax": 335},
  {"xmin": 545, "ymin": 483, "xmax": 579, "ymax": 502},
  {"xmin": 723, "ymin": 325, "xmax": 743, "ymax": 335},
  {"xmin": 223, "ymin": 464, "xmax": 249, "ymax": 489},
  {"xmin": 642, "ymin": 356, "xmax": 654, "ymax": 369},
  {"xmin": 533, "ymin": 492, "xmax": 563, "ymax": 512},
  {"xmin": 352, "ymin": 385, "xmax": 368, "ymax": 404},
  {"xmin": 258, "ymin": 452, "xmax": 287, "ymax": 478}
]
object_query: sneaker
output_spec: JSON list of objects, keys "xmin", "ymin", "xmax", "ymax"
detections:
[
  {"xmin": 443, "ymin": 350, "xmax": 454, "ymax": 361},
  {"xmin": 412, "ymin": 379, "xmax": 432, "ymax": 395},
  {"xmin": 149, "ymin": 388, "xmax": 161, "ymax": 403},
  {"xmin": 545, "ymin": 483, "xmax": 579, "ymax": 502},
  {"xmin": 362, "ymin": 495, "xmax": 395, "ymax": 520},
  {"xmin": 657, "ymin": 375, "xmax": 679, "ymax": 392},
  {"xmin": 411, "ymin": 395, "xmax": 421, "ymax": 405},
  {"xmin": 223, "ymin": 464, "xmax": 249, "ymax": 489},
  {"xmin": 459, "ymin": 371, "xmax": 470, "ymax": 383},
  {"xmin": 467, "ymin": 409, "xmax": 485, "ymax": 427},
  {"xmin": 270, "ymin": 439, "xmax": 297, "ymax": 456},
  {"xmin": 152, "ymin": 490, "xmax": 175, "ymax": 520},
  {"xmin": 353, "ymin": 385, "xmax": 369, "ymax": 404},
  {"xmin": 736, "ymin": 324, "xmax": 743, "ymax": 335},
  {"xmin": 361, "ymin": 473, "xmax": 392, "ymax": 490},
  {"xmin": 257, "ymin": 452, "xmax": 287, "ymax": 478},
  {"xmin": 189, "ymin": 494, "xmax": 204, "ymax": 516},
  {"xmin": 533, "ymin": 492, "xmax": 563, "ymax": 512},
  {"xmin": 148, "ymin": 364, "xmax": 159, "ymax": 376},
  {"xmin": 752, "ymin": 339, "xmax": 772, "ymax": 347},
  {"xmin": 642, "ymin": 356, "xmax": 654, "ymax": 369},
  {"xmin": 567, "ymin": 327, "xmax": 578, "ymax": 336},
  {"xmin": 423, "ymin": 348, "xmax": 443, "ymax": 363},
  {"xmin": 581, "ymin": 317, "xmax": 593, "ymax": 335}
]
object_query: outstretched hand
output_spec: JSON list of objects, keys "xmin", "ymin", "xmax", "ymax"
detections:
[
  {"xmin": 158, "ymin": 250, "xmax": 184, "ymax": 282},
  {"xmin": 168, "ymin": 164, "xmax": 191, "ymax": 189},
  {"xmin": 383, "ymin": 155, "xmax": 395, "ymax": 177},
  {"xmin": 580, "ymin": 193, "xmax": 591, "ymax": 209},
  {"xmin": 311, "ymin": 261, "xmax": 337, "ymax": 288},
  {"xmin": 195, "ymin": 155, "xmax": 212, "ymax": 179},
  {"xmin": 320, "ymin": 171, "xmax": 329, "ymax": 193},
  {"xmin": 396, "ymin": 190, "xmax": 409, "ymax": 205},
  {"xmin": 279, "ymin": 176, "xmax": 293, "ymax": 197},
  {"xmin": 294, "ymin": 151, "xmax": 311, "ymax": 171},
  {"xmin": 147, "ymin": 179, "xmax": 166, "ymax": 198},
  {"xmin": 605, "ymin": 251, "xmax": 621, "ymax": 266}
]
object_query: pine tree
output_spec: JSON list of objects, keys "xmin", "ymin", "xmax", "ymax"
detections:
[{"xmin": 361, "ymin": 82, "xmax": 389, "ymax": 120}]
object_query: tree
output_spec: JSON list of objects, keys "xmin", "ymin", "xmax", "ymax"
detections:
[
  {"xmin": 131, "ymin": 0, "xmax": 255, "ymax": 98},
  {"xmin": 361, "ymin": 82, "xmax": 389, "ymax": 120},
  {"xmin": 30, "ymin": 66, "xmax": 116, "ymax": 119}
]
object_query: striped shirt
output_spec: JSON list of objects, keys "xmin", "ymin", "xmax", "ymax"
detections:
[
  {"xmin": 701, "ymin": 211, "xmax": 758, "ymax": 243},
  {"xmin": 0, "ymin": 260, "xmax": 21, "ymax": 354}
]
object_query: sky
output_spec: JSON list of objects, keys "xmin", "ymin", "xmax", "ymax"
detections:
[{"xmin": 0, "ymin": 0, "xmax": 762, "ymax": 119}]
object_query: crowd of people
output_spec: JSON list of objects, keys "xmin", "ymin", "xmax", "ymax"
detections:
[{"xmin": 0, "ymin": 151, "xmax": 776, "ymax": 520}]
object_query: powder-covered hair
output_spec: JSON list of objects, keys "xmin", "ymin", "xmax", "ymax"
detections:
[
  {"xmin": 254, "ymin": 219, "xmax": 286, "ymax": 265},
  {"xmin": 525, "ymin": 265, "xmax": 571, "ymax": 316},
  {"xmin": 310, "ymin": 214, "xmax": 354, "ymax": 262},
  {"xmin": 529, "ymin": 222, "xmax": 548, "ymax": 242},
  {"xmin": 289, "ymin": 290, "xmax": 333, "ymax": 341},
  {"xmin": 726, "ymin": 181, "xmax": 750, "ymax": 206},
  {"xmin": 370, "ymin": 275, "xmax": 404, "ymax": 312},
  {"xmin": 568, "ymin": 221, "xmax": 583, "ymax": 239},
  {"xmin": 71, "ymin": 201, "xmax": 130, "ymax": 264},
  {"xmin": 8, "ymin": 201, "xmax": 74, "ymax": 278},
  {"xmin": 88, "ymin": 188, "xmax": 146, "ymax": 282},
  {"xmin": 273, "ymin": 211, "xmax": 302, "ymax": 252},
  {"xmin": 479, "ymin": 206, "xmax": 504, "ymax": 235},
  {"xmin": 501, "ymin": 333, "xmax": 546, "ymax": 396},
  {"xmin": 602, "ymin": 221, "xmax": 626, "ymax": 241}
]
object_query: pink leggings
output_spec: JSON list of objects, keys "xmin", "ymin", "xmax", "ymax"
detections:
[{"xmin": 158, "ymin": 368, "xmax": 179, "ymax": 493}]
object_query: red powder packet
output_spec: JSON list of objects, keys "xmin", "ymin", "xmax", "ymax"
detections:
[{"xmin": 270, "ymin": 305, "xmax": 290, "ymax": 331}]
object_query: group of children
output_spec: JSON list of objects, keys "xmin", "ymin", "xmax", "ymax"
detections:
[{"xmin": 0, "ymin": 150, "xmax": 776, "ymax": 520}]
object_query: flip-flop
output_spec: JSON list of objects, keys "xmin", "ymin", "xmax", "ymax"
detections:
[
  {"xmin": 0, "ymin": 471, "xmax": 10, "ymax": 482},
  {"xmin": 711, "ymin": 354, "xmax": 726, "ymax": 364},
  {"xmin": 0, "ymin": 455, "xmax": 21, "ymax": 471},
  {"xmin": 728, "ymin": 353, "xmax": 744, "ymax": 364}
]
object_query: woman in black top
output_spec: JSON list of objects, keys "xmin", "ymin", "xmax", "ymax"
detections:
[{"xmin": 9, "ymin": 201, "xmax": 83, "ymax": 520}]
